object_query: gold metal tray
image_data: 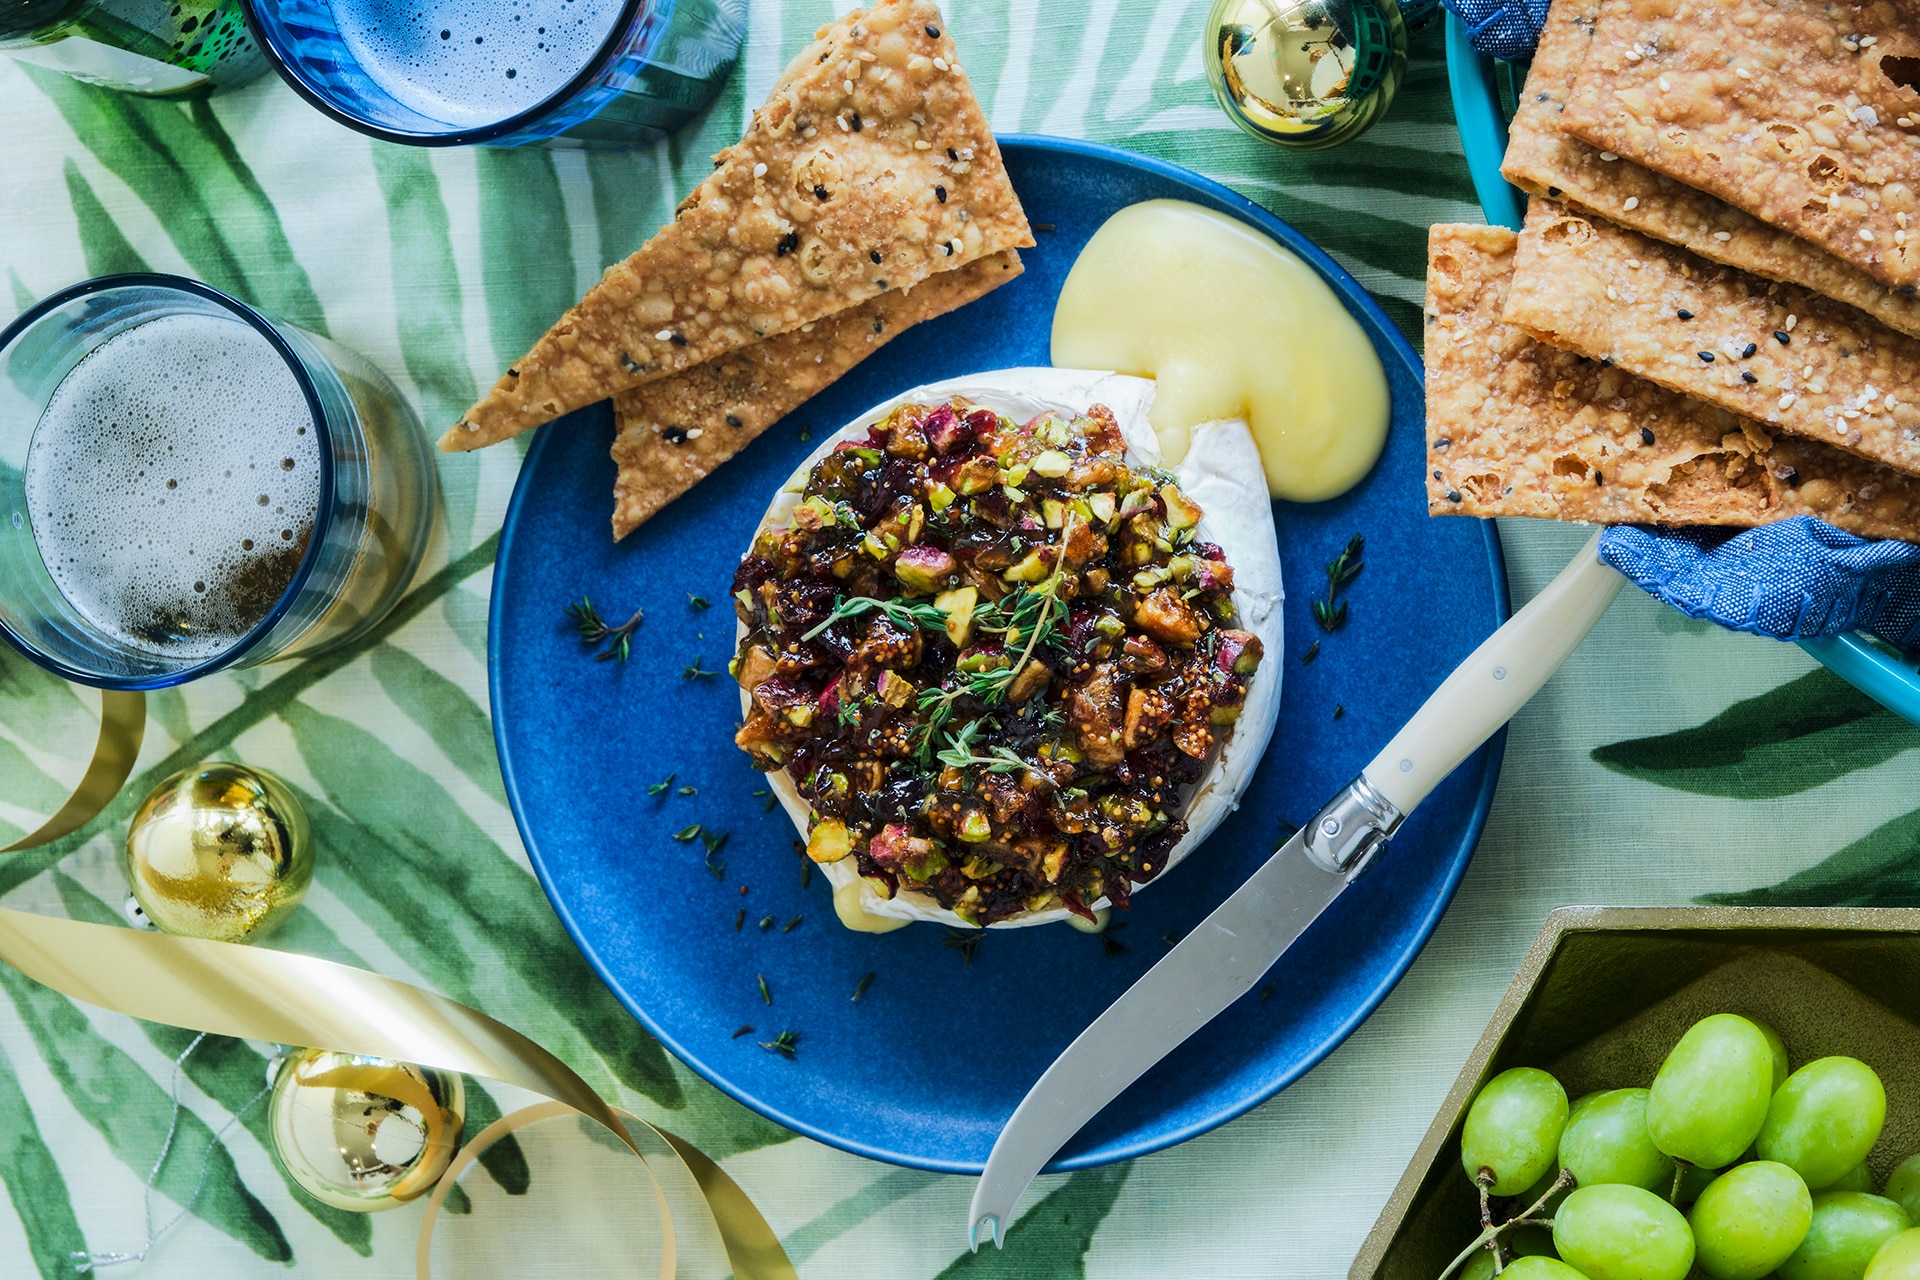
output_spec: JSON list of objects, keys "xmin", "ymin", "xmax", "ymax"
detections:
[{"xmin": 1352, "ymin": 906, "xmax": 1920, "ymax": 1279}]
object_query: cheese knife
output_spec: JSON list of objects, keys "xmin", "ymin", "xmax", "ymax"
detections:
[{"xmin": 968, "ymin": 532, "xmax": 1624, "ymax": 1249}]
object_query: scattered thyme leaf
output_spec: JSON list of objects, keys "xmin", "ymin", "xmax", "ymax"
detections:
[
  {"xmin": 1311, "ymin": 534, "xmax": 1364, "ymax": 635},
  {"xmin": 758, "ymin": 974, "xmax": 772, "ymax": 1005},
  {"xmin": 688, "ymin": 594, "xmax": 711, "ymax": 611},
  {"xmin": 1259, "ymin": 983, "xmax": 1277, "ymax": 1001},
  {"xmin": 564, "ymin": 596, "xmax": 644, "ymax": 662},
  {"xmin": 1301, "ymin": 640, "xmax": 1320, "ymax": 665},
  {"xmin": 678, "ymin": 785, "xmax": 697, "ymax": 796},
  {"xmin": 648, "ymin": 773, "xmax": 676, "ymax": 796},
  {"xmin": 1333, "ymin": 703, "xmax": 1346, "ymax": 720},
  {"xmin": 760, "ymin": 1029, "xmax": 800, "ymax": 1059},
  {"xmin": 1162, "ymin": 930, "xmax": 1184, "ymax": 947},
  {"xmin": 852, "ymin": 972, "xmax": 875, "ymax": 1002},
  {"xmin": 943, "ymin": 928, "xmax": 984, "ymax": 968},
  {"xmin": 733, "ymin": 908, "xmax": 745, "ymax": 932},
  {"xmin": 759, "ymin": 915, "xmax": 775, "ymax": 931},
  {"xmin": 732, "ymin": 1024, "xmax": 755, "ymax": 1039},
  {"xmin": 1100, "ymin": 923, "xmax": 1128, "ymax": 957},
  {"xmin": 799, "ymin": 861, "xmax": 813, "ymax": 889},
  {"xmin": 782, "ymin": 915, "xmax": 803, "ymax": 933},
  {"xmin": 703, "ymin": 831, "xmax": 730, "ymax": 857},
  {"xmin": 681, "ymin": 657, "xmax": 721, "ymax": 680},
  {"xmin": 672, "ymin": 824, "xmax": 702, "ymax": 842}
]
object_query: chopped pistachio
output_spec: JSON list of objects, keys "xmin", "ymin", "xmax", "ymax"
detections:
[
  {"xmin": 1030, "ymin": 449, "xmax": 1072, "ymax": 478},
  {"xmin": 806, "ymin": 819, "xmax": 852, "ymax": 863}
]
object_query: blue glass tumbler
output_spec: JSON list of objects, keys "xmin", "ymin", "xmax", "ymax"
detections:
[
  {"xmin": 0, "ymin": 275, "xmax": 437, "ymax": 690},
  {"xmin": 244, "ymin": 0, "xmax": 745, "ymax": 149}
]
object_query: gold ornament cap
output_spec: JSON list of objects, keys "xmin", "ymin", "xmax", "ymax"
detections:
[
  {"xmin": 123, "ymin": 763, "xmax": 313, "ymax": 943},
  {"xmin": 268, "ymin": 1049, "xmax": 466, "ymax": 1213},
  {"xmin": 1204, "ymin": 0, "xmax": 1408, "ymax": 150}
]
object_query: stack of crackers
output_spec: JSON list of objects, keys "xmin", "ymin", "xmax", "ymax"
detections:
[
  {"xmin": 1427, "ymin": 0, "xmax": 1920, "ymax": 540},
  {"xmin": 438, "ymin": 0, "xmax": 1034, "ymax": 541}
]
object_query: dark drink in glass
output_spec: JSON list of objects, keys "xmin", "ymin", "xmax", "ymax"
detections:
[{"xmin": 1, "ymin": 0, "xmax": 268, "ymax": 94}]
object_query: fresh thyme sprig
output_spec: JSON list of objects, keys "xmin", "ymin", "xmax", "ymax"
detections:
[
  {"xmin": 681, "ymin": 656, "xmax": 721, "ymax": 680},
  {"xmin": 565, "ymin": 596, "xmax": 644, "ymax": 662},
  {"xmin": 760, "ymin": 1029, "xmax": 800, "ymax": 1059},
  {"xmin": 801, "ymin": 594, "xmax": 948, "ymax": 642},
  {"xmin": 1312, "ymin": 534, "xmax": 1364, "ymax": 634},
  {"xmin": 932, "ymin": 718, "xmax": 1048, "ymax": 784}
]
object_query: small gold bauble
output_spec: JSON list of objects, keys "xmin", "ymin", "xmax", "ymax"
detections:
[
  {"xmin": 267, "ymin": 1049, "xmax": 465, "ymax": 1213},
  {"xmin": 1204, "ymin": 0, "xmax": 1408, "ymax": 150},
  {"xmin": 123, "ymin": 763, "xmax": 313, "ymax": 943}
]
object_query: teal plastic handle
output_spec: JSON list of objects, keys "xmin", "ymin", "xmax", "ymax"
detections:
[{"xmin": 1444, "ymin": 12, "xmax": 1920, "ymax": 729}]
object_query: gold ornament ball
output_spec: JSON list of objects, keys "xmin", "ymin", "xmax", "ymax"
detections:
[
  {"xmin": 1204, "ymin": 0, "xmax": 1407, "ymax": 150},
  {"xmin": 268, "ymin": 1049, "xmax": 466, "ymax": 1213},
  {"xmin": 123, "ymin": 763, "xmax": 313, "ymax": 943}
]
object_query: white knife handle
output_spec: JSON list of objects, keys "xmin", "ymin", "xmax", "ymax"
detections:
[{"xmin": 1361, "ymin": 531, "xmax": 1623, "ymax": 817}]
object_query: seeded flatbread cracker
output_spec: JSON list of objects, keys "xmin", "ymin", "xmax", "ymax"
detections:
[
  {"xmin": 609, "ymin": 250, "xmax": 1021, "ymax": 540},
  {"xmin": 440, "ymin": 0, "xmax": 1034, "ymax": 453},
  {"xmin": 1502, "ymin": 202, "xmax": 1920, "ymax": 482},
  {"xmin": 1502, "ymin": 0, "xmax": 1920, "ymax": 341},
  {"xmin": 1427, "ymin": 224, "xmax": 1920, "ymax": 540},
  {"xmin": 1557, "ymin": 0, "xmax": 1920, "ymax": 291}
]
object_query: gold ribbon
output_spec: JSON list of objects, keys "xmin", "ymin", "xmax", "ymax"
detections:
[
  {"xmin": 3, "ymin": 688, "xmax": 144, "ymax": 851},
  {"xmin": 0, "ymin": 908, "xmax": 799, "ymax": 1279}
]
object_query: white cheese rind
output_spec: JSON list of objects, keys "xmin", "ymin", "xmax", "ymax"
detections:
[{"xmin": 740, "ymin": 368, "xmax": 1284, "ymax": 929}]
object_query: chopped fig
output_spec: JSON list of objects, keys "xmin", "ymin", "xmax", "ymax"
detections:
[
  {"xmin": 1215, "ymin": 629, "xmax": 1264, "ymax": 676},
  {"xmin": 1007, "ymin": 659, "xmax": 1053, "ymax": 704},
  {"xmin": 1134, "ymin": 588, "xmax": 1204, "ymax": 645},
  {"xmin": 894, "ymin": 545, "xmax": 956, "ymax": 594},
  {"xmin": 1122, "ymin": 634, "xmax": 1168, "ymax": 673},
  {"xmin": 1061, "ymin": 511, "xmax": 1105, "ymax": 566},
  {"xmin": 1194, "ymin": 558, "xmax": 1234, "ymax": 593},
  {"xmin": 817, "ymin": 672, "xmax": 845, "ymax": 716},
  {"xmin": 1123, "ymin": 686, "xmax": 1176, "ymax": 751},
  {"xmin": 736, "ymin": 645, "xmax": 779, "ymax": 691}
]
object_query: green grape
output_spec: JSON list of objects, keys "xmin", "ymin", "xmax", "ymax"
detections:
[
  {"xmin": 1779, "ymin": 1193, "xmax": 1911, "ymax": 1280},
  {"xmin": 1886, "ymin": 1155, "xmax": 1920, "ymax": 1223},
  {"xmin": 1751, "ymin": 1017, "xmax": 1791, "ymax": 1091},
  {"xmin": 1648, "ymin": 1014, "xmax": 1776, "ymax": 1169},
  {"xmin": 1462, "ymin": 1227, "xmax": 1559, "ymax": 1280},
  {"xmin": 1758, "ymin": 1058, "xmax": 1888, "ymax": 1191},
  {"xmin": 1558, "ymin": 1088, "xmax": 1675, "ymax": 1192},
  {"xmin": 1503, "ymin": 1259, "xmax": 1590, "ymax": 1280},
  {"xmin": 1463, "ymin": 1068, "xmax": 1570, "ymax": 1195},
  {"xmin": 1867, "ymin": 1229, "xmax": 1920, "ymax": 1280},
  {"xmin": 1831, "ymin": 1165, "xmax": 1878, "ymax": 1196},
  {"xmin": 1690, "ymin": 1160, "xmax": 1815, "ymax": 1280},
  {"xmin": 1554, "ymin": 1185, "xmax": 1695, "ymax": 1280}
]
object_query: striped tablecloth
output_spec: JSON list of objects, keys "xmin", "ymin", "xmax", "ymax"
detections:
[{"xmin": 3, "ymin": 3, "xmax": 1914, "ymax": 1275}]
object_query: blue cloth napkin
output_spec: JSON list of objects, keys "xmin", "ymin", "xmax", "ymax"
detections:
[
  {"xmin": 1599, "ymin": 519, "xmax": 1920, "ymax": 647},
  {"xmin": 1442, "ymin": 0, "xmax": 1549, "ymax": 61}
]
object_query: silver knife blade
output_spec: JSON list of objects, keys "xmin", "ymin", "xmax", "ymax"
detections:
[{"xmin": 966, "ymin": 796, "xmax": 1379, "ymax": 1250}]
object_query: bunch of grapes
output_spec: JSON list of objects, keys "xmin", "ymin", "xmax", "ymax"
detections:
[{"xmin": 1448, "ymin": 1013, "xmax": 1920, "ymax": 1280}]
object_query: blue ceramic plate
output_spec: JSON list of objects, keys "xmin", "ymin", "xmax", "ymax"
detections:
[
  {"xmin": 1444, "ymin": 16, "xmax": 1920, "ymax": 730},
  {"xmin": 491, "ymin": 136, "xmax": 1508, "ymax": 1172}
]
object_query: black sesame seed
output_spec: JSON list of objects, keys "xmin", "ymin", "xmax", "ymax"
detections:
[
  {"xmin": 926, "ymin": 24, "xmax": 940, "ymax": 36},
  {"xmin": 669, "ymin": 332, "xmax": 687, "ymax": 346},
  {"xmin": 1742, "ymin": 342, "xmax": 1758, "ymax": 358},
  {"xmin": 1601, "ymin": 357, "xmax": 1614, "ymax": 367},
  {"xmin": 943, "ymin": 243, "xmax": 954, "ymax": 255},
  {"xmin": 1775, "ymin": 331, "xmax": 1791, "ymax": 345},
  {"xmin": 1782, "ymin": 467, "xmax": 1799, "ymax": 486},
  {"xmin": 872, "ymin": 317, "xmax": 885, "ymax": 334},
  {"xmin": 725, "ymin": 414, "xmax": 744, "ymax": 428},
  {"xmin": 1594, "ymin": 471, "xmax": 1604, "ymax": 486},
  {"xmin": 1640, "ymin": 427, "xmax": 1655, "ymax": 445},
  {"xmin": 662, "ymin": 426, "xmax": 690, "ymax": 445},
  {"xmin": 777, "ymin": 231, "xmax": 799, "ymax": 256},
  {"xmin": 1435, "ymin": 437, "xmax": 1451, "ymax": 450},
  {"xmin": 508, "ymin": 366, "xmax": 521, "ymax": 377},
  {"xmin": 814, "ymin": 184, "xmax": 829, "ymax": 200},
  {"xmin": 1698, "ymin": 351, "xmax": 1715, "ymax": 362},
  {"xmin": 1677, "ymin": 309, "xmax": 1693, "ymax": 320},
  {"xmin": 935, "ymin": 184, "xmax": 947, "ymax": 203},
  {"xmin": 1547, "ymin": 186, "xmax": 1564, "ymax": 198},
  {"xmin": 850, "ymin": 113, "xmax": 862, "ymax": 131},
  {"xmin": 1445, "ymin": 490, "xmax": 1462, "ymax": 503},
  {"xmin": 947, "ymin": 147, "xmax": 958, "ymax": 160},
  {"xmin": 870, "ymin": 250, "xmax": 882, "ymax": 264},
  {"xmin": 1741, "ymin": 371, "xmax": 1758, "ymax": 384},
  {"xmin": 1433, "ymin": 468, "xmax": 1444, "ymax": 480}
]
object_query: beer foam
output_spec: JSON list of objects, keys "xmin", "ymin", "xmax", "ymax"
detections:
[
  {"xmin": 331, "ymin": 0, "xmax": 627, "ymax": 128},
  {"xmin": 24, "ymin": 313, "xmax": 322, "ymax": 661}
]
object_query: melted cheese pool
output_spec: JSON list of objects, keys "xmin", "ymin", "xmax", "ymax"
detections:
[{"xmin": 1051, "ymin": 199, "xmax": 1390, "ymax": 502}]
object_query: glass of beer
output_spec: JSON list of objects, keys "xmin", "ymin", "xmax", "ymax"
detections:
[
  {"xmin": 0, "ymin": 275, "xmax": 437, "ymax": 689},
  {"xmin": 243, "ymin": 0, "xmax": 745, "ymax": 149}
]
